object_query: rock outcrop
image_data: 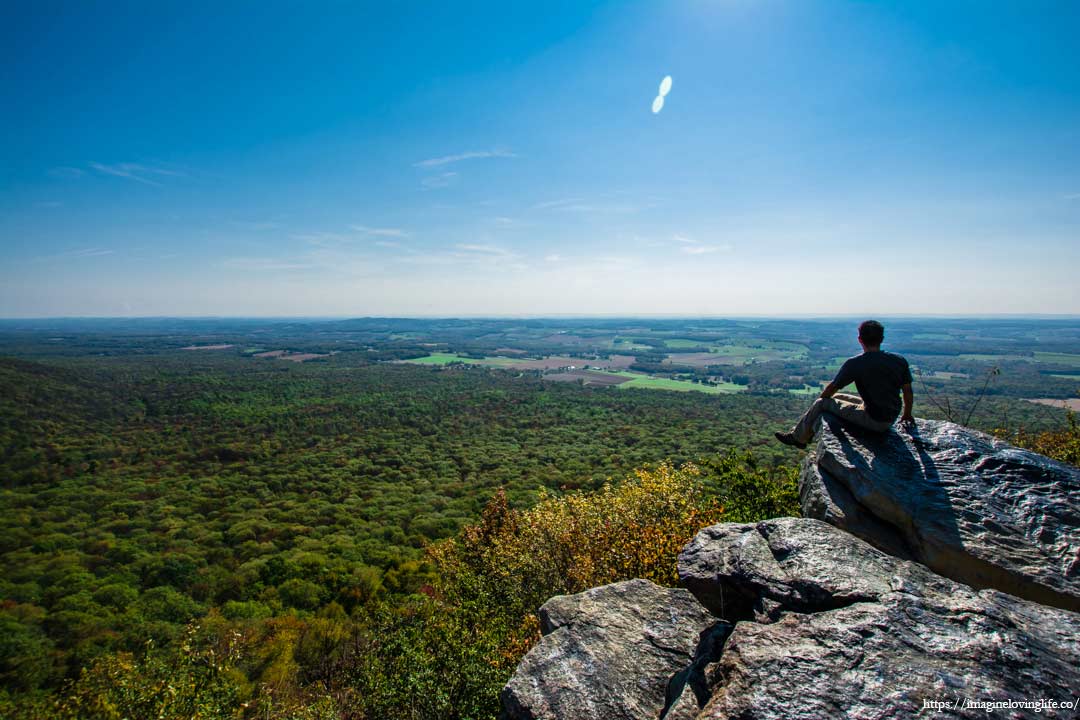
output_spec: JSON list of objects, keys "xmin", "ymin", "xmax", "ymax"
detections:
[
  {"xmin": 500, "ymin": 579, "xmax": 722, "ymax": 720},
  {"xmin": 800, "ymin": 416, "xmax": 1080, "ymax": 611},
  {"xmin": 678, "ymin": 518, "xmax": 1080, "ymax": 719},
  {"xmin": 502, "ymin": 423, "xmax": 1080, "ymax": 720}
]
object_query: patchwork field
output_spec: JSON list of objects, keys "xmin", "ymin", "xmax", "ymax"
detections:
[
  {"xmin": 667, "ymin": 342, "xmax": 807, "ymax": 368},
  {"xmin": 1026, "ymin": 398, "xmax": 1080, "ymax": 411},
  {"xmin": 1034, "ymin": 352, "xmax": 1080, "ymax": 366},
  {"xmin": 403, "ymin": 353, "xmax": 636, "ymax": 371},
  {"xmin": 402, "ymin": 352, "xmax": 465, "ymax": 365},
  {"xmin": 663, "ymin": 338, "xmax": 709, "ymax": 348},
  {"xmin": 609, "ymin": 371, "xmax": 746, "ymax": 394}
]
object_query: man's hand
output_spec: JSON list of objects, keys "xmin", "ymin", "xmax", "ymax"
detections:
[{"xmin": 900, "ymin": 384, "xmax": 914, "ymax": 430}]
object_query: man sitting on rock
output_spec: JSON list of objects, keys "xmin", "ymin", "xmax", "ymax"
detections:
[{"xmin": 776, "ymin": 320, "xmax": 913, "ymax": 449}]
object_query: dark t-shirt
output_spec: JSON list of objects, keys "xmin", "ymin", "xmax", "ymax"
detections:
[{"xmin": 833, "ymin": 351, "xmax": 913, "ymax": 422}]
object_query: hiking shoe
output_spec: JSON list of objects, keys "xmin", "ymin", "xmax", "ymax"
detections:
[{"xmin": 774, "ymin": 431, "xmax": 807, "ymax": 449}]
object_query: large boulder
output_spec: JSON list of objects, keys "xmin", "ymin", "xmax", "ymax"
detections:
[
  {"xmin": 500, "ymin": 579, "xmax": 722, "ymax": 720},
  {"xmin": 679, "ymin": 518, "xmax": 1080, "ymax": 719},
  {"xmin": 800, "ymin": 416, "xmax": 1080, "ymax": 611}
]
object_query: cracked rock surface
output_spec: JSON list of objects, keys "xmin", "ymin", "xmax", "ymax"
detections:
[
  {"xmin": 800, "ymin": 416, "xmax": 1080, "ymax": 611},
  {"xmin": 500, "ymin": 579, "xmax": 719, "ymax": 720},
  {"xmin": 681, "ymin": 518, "xmax": 1080, "ymax": 719}
]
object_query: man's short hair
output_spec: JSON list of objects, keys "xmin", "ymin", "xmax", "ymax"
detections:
[{"xmin": 859, "ymin": 320, "xmax": 885, "ymax": 346}]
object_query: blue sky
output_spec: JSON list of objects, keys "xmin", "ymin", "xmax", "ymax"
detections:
[{"xmin": 2, "ymin": 1, "xmax": 1079, "ymax": 316}]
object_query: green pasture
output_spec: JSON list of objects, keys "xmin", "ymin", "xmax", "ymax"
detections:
[
  {"xmin": 708, "ymin": 342, "xmax": 808, "ymax": 361},
  {"xmin": 405, "ymin": 353, "xmax": 521, "ymax": 368},
  {"xmin": 824, "ymin": 356, "xmax": 849, "ymax": 370},
  {"xmin": 610, "ymin": 371, "xmax": 746, "ymax": 394},
  {"xmin": 1034, "ymin": 352, "xmax": 1080, "ymax": 366},
  {"xmin": 404, "ymin": 353, "xmax": 468, "ymax": 365},
  {"xmin": 664, "ymin": 338, "xmax": 708, "ymax": 349}
]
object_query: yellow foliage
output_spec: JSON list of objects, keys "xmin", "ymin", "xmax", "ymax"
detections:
[{"xmin": 429, "ymin": 462, "xmax": 725, "ymax": 623}]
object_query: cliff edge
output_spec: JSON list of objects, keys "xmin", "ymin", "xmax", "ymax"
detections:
[{"xmin": 502, "ymin": 420, "xmax": 1080, "ymax": 719}]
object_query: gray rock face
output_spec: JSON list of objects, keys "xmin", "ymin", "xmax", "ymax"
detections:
[
  {"xmin": 800, "ymin": 416, "xmax": 1080, "ymax": 611},
  {"xmin": 680, "ymin": 518, "xmax": 1080, "ymax": 720},
  {"xmin": 500, "ymin": 579, "xmax": 720, "ymax": 720}
]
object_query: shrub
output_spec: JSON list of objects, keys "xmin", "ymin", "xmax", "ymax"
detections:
[
  {"xmin": 1004, "ymin": 411, "xmax": 1080, "ymax": 468},
  {"xmin": 53, "ymin": 625, "xmax": 244, "ymax": 720}
]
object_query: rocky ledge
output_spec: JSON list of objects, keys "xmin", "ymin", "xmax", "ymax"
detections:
[
  {"xmin": 503, "ymin": 422, "xmax": 1080, "ymax": 719},
  {"xmin": 500, "ymin": 579, "xmax": 723, "ymax": 720},
  {"xmin": 800, "ymin": 416, "xmax": 1080, "ymax": 611}
]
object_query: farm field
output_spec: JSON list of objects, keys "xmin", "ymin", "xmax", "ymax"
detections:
[
  {"xmin": 403, "ymin": 353, "xmax": 636, "ymax": 371},
  {"xmin": 1033, "ymin": 352, "xmax": 1080, "ymax": 366},
  {"xmin": 609, "ymin": 371, "xmax": 747, "ymax": 394},
  {"xmin": 1026, "ymin": 398, "xmax": 1080, "ymax": 411}
]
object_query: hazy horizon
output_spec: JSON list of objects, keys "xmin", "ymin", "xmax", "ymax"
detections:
[{"xmin": 3, "ymin": 2, "xmax": 1079, "ymax": 316}]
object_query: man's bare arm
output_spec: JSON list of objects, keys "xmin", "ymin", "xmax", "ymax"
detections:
[
  {"xmin": 901, "ymin": 383, "xmax": 914, "ymax": 423},
  {"xmin": 820, "ymin": 381, "xmax": 840, "ymax": 399}
]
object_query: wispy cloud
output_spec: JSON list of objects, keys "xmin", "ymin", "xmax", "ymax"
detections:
[
  {"xmin": 534, "ymin": 197, "xmax": 585, "ymax": 210},
  {"xmin": 1064, "ymin": 192, "xmax": 1080, "ymax": 201},
  {"xmin": 222, "ymin": 257, "xmax": 318, "ymax": 272},
  {"xmin": 388, "ymin": 242, "xmax": 527, "ymax": 271},
  {"xmin": 34, "ymin": 201, "xmax": 63, "ymax": 209},
  {"xmin": 295, "ymin": 227, "xmax": 412, "ymax": 250},
  {"xmin": 664, "ymin": 234, "xmax": 732, "ymax": 255},
  {"xmin": 89, "ymin": 162, "xmax": 185, "ymax": 186},
  {"xmin": 414, "ymin": 149, "xmax": 517, "ymax": 168},
  {"xmin": 421, "ymin": 172, "xmax": 459, "ymax": 189},
  {"xmin": 350, "ymin": 224, "xmax": 410, "ymax": 238},
  {"xmin": 67, "ymin": 247, "xmax": 115, "ymax": 258},
  {"xmin": 681, "ymin": 244, "xmax": 731, "ymax": 255},
  {"xmin": 294, "ymin": 232, "xmax": 349, "ymax": 246},
  {"xmin": 533, "ymin": 197, "xmax": 638, "ymax": 213},
  {"xmin": 628, "ymin": 233, "xmax": 734, "ymax": 256},
  {"xmin": 456, "ymin": 243, "xmax": 511, "ymax": 255},
  {"xmin": 32, "ymin": 247, "xmax": 115, "ymax": 262},
  {"xmin": 545, "ymin": 254, "xmax": 561, "ymax": 262}
]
